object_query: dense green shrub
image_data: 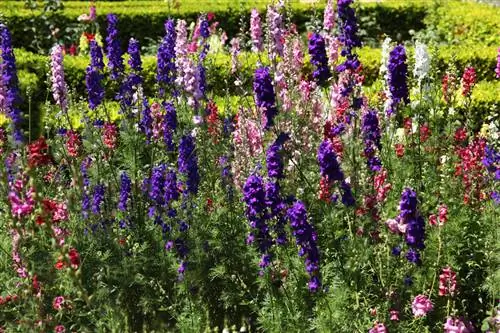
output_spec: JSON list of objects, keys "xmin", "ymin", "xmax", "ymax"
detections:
[{"xmin": 1, "ymin": 1, "xmax": 428, "ymax": 52}]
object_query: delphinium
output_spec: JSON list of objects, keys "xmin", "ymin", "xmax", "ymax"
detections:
[
  {"xmin": 253, "ymin": 66, "xmax": 278, "ymax": 129},
  {"xmin": 85, "ymin": 41, "xmax": 105, "ymax": 110},
  {"xmin": 106, "ymin": 14, "xmax": 124, "ymax": 80},
  {"xmin": 157, "ymin": 19, "xmax": 177, "ymax": 97},
  {"xmin": 308, "ymin": 33, "xmax": 331, "ymax": 85},
  {"xmin": 336, "ymin": 0, "xmax": 361, "ymax": 72},
  {"xmin": 0, "ymin": 24, "xmax": 23, "ymax": 141},
  {"xmin": 386, "ymin": 44, "xmax": 409, "ymax": 116},
  {"xmin": 49, "ymin": 45, "xmax": 68, "ymax": 114},
  {"xmin": 250, "ymin": 9, "xmax": 263, "ymax": 53},
  {"xmin": 117, "ymin": 38, "xmax": 143, "ymax": 107},
  {"xmin": 266, "ymin": 5, "xmax": 284, "ymax": 59}
]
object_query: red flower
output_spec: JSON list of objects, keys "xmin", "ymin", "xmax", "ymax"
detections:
[
  {"xmin": 403, "ymin": 117, "xmax": 412, "ymax": 133},
  {"xmin": 395, "ymin": 143, "xmax": 405, "ymax": 157},
  {"xmin": 55, "ymin": 260, "xmax": 65, "ymax": 270},
  {"xmin": 420, "ymin": 123, "xmax": 431, "ymax": 142},
  {"xmin": 103, "ymin": 122, "xmax": 119, "ymax": 149},
  {"xmin": 32, "ymin": 275, "xmax": 40, "ymax": 294},
  {"xmin": 84, "ymin": 32, "xmax": 95, "ymax": 42},
  {"xmin": 27, "ymin": 137, "xmax": 52, "ymax": 168},
  {"xmin": 461, "ymin": 66, "xmax": 476, "ymax": 97},
  {"xmin": 66, "ymin": 130, "xmax": 81, "ymax": 157},
  {"xmin": 439, "ymin": 266, "xmax": 457, "ymax": 296},
  {"xmin": 205, "ymin": 101, "xmax": 220, "ymax": 140},
  {"xmin": 68, "ymin": 44, "xmax": 77, "ymax": 56},
  {"xmin": 207, "ymin": 12, "xmax": 215, "ymax": 21},
  {"xmin": 68, "ymin": 248, "xmax": 80, "ymax": 269},
  {"xmin": 454, "ymin": 127, "xmax": 467, "ymax": 143},
  {"xmin": 318, "ymin": 177, "xmax": 331, "ymax": 202}
]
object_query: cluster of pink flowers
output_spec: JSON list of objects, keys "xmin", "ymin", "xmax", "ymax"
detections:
[
  {"xmin": 429, "ymin": 203, "xmax": 448, "ymax": 226},
  {"xmin": 266, "ymin": 5, "xmax": 284, "ymax": 59},
  {"xmin": 66, "ymin": 130, "xmax": 81, "ymax": 157},
  {"xmin": 439, "ymin": 266, "xmax": 457, "ymax": 296},
  {"xmin": 412, "ymin": 294, "xmax": 433, "ymax": 317},
  {"xmin": 454, "ymin": 137, "xmax": 487, "ymax": 204},
  {"xmin": 368, "ymin": 322, "xmax": 387, "ymax": 333},
  {"xmin": 444, "ymin": 317, "xmax": 472, "ymax": 333},
  {"xmin": 461, "ymin": 66, "xmax": 476, "ymax": 97},
  {"xmin": 250, "ymin": 9, "xmax": 263, "ymax": 52},
  {"xmin": 8, "ymin": 177, "xmax": 36, "ymax": 219},
  {"xmin": 103, "ymin": 122, "xmax": 119, "ymax": 149}
]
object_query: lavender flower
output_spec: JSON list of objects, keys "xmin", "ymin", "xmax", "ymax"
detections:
[
  {"xmin": 0, "ymin": 24, "xmax": 23, "ymax": 142},
  {"xmin": 50, "ymin": 45, "xmax": 68, "ymax": 113},
  {"xmin": 178, "ymin": 134, "xmax": 200, "ymax": 195},
  {"xmin": 361, "ymin": 109, "xmax": 382, "ymax": 172},
  {"xmin": 287, "ymin": 200, "xmax": 321, "ymax": 292},
  {"xmin": 118, "ymin": 172, "xmax": 131, "ymax": 211},
  {"xmin": 266, "ymin": 5, "xmax": 284, "ymax": 58},
  {"xmin": 387, "ymin": 45, "xmax": 410, "ymax": 115},
  {"xmin": 157, "ymin": 19, "xmax": 177, "ymax": 95},
  {"xmin": 106, "ymin": 14, "xmax": 124, "ymax": 80},
  {"xmin": 308, "ymin": 33, "xmax": 331, "ymax": 84},
  {"xmin": 250, "ymin": 9, "xmax": 263, "ymax": 52},
  {"xmin": 163, "ymin": 101, "xmax": 177, "ymax": 152},
  {"xmin": 253, "ymin": 66, "xmax": 278, "ymax": 129},
  {"xmin": 92, "ymin": 184, "xmax": 105, "ymax": 214},
  {"xmin": 86, "ymin": 41, "xmax": 104, "ymax": 110}
]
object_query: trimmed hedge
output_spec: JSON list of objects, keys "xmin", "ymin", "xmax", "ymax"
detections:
[{"xmin": 1, "ymin": 1, "xmax": 427, "ymax": 53}]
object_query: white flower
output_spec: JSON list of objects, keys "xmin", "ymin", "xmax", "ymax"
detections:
[
  {"xmin": 380, "ymin": 37, "xmax": 392, "ymax": 77},
  {"xmin": 413, "ymin": 41, "xmax": 431, "ymax": 83},
  {"xmin": 395, "ymin": 128, "xmax": 406, "ymax": 142}
]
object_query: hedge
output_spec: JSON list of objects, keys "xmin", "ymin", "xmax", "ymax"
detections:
[{"xmin": 1, "ymin": 1, "xmax": 427, "ymax": 53}]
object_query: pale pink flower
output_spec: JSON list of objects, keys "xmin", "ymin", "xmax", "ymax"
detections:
[
  {"xmin": 390, "ymin": 309, "xmax": 400, "ymax": 321},
  {"xmin": 386, "ymin": 219, "xmax": 399, "ymax": 233},
  {"xmin": 323, "ymin": 0, "xmax": 335, "ymax": 31},
  {"xmin": 230, "ymin": 38, "xmax": 240, "ymax": 74},
  {"xmin": 412, "ymin": 294, "xmax": 433, "ymax": 317},
  {"xmin": 369, "ymin": 323, "xmax": 388, "ymax": 333},
  {"xmin": 250, "ymin": 9, "xmax": 263, "ymax": 52},
  {"xmin": 444, "ymin": 317, "xmax": 471, "ymax": 333}
]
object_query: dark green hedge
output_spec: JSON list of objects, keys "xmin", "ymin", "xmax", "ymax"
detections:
[{"xmin": 1, "ymin": 1, "xmax": 427, "ymax": 53}]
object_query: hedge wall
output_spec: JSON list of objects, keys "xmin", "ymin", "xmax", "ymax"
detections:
[{"xmin": 1, "ymin": 1, "xmax": 427, "ymax": 53}]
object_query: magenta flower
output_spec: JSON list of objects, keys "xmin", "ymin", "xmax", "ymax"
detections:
[
  {"xmin": 52, "ymin": 296, "xmax": 65, "ymax": 311},
  {"xmin": 411, "ymin": 294, "xmax": 433, "ymax": 317}
]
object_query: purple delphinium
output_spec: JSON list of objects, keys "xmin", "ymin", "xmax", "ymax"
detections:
[
  {"xmin": 361, "ymin": 109, "xmax": 382, "ymax": 172},
  {"xmin": 92, "ymin": 184, "xmax": 106, "ymax": 214},
  {"xmin": 243, "ymin": 174, "xmax": 273, "ymax": 269},
  {"xmin": 266, "ymin": 133, "xmax": 289, "ymax": 179},
  {"xmin": 199, "ymin": 17, "xmax": 210, "ymax": 39},
  {"xmin": 139, "ymin": 99, "xmax": 153, "ymax": 142},
  {"xmin": 164, "ymin": 169, "xmax": 179, "ymax": 206},
  {"xmin": 0, "ymin": 24, "xmax": 23, "ymax": 142},
  {"xmin": 336, "ymin": 0, "xmax": 361, "ymax": 72},
  {"xmin": 266, "ymin": 5, "xmax": 284, "ymax": 58},
  {"xmin": 50, "ymin": 45, "xmax": 68, "ymax": 113},
  {"xmin": 163, "ymin": 101, "xmax": 177, "ymax": 152},
  {"xmin": 178, "ymin": 134, "xmax": 200, "ymax": 195},
  {"xmin": 118, "ymin": 172, "xmax": 131, "ymax": 211},
  {"xmin": 106, "ymin": 14, "xmax": 124, "ymax": 80},
  {"xmin": 399, "ymin": 188, "xmax": 425, "ymax": 264},
  {"xmin": 317, "ymin": 140, "xmax": 344, "ymax": 182},
  {"xmin": 157, "ymin": 19, "xmax": 177, "ymax": 96},
  {"xmin": 253, "ymin": 66, "xmax": 278, "ymax": 129},
  {"xmin": 265, "ymin": 181, "xmax": 287, "ymax": 245},
  {"xmin": 387, "ymin": 45, "xmax": 410, "ymax": 115},
  {"xmin": 117, "ymin": 38, "xmax": 143, "ymax": 106},
  {"xmin": 86, "ymin": 41, "xmax": 105, "ymax": 110},
  {"xmin": 149, "ymin": 164, "xmax": 166, "ymax": 207},
  {"xmin": 128, "ymin": 38, "xmax": 142, "ymax": 73},
  {"xmin": 308, "ymin": 33, "xmax": 331, "ymax": 84},
  {"xmin": 287, "ymin": 200, "xmax": 321, "ymax": 292}
]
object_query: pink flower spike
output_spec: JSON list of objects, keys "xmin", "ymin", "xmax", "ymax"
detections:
[{"xmin": 411, "ymin": 294, "xmax": 433, "ymax": 317}]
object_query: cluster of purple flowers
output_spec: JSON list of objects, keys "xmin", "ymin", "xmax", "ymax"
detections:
[
  {"xmin": 199, "ymin": 17, "xmax": 210, "ymax": 39},
  {"xmin": 266, "ymin": 133, "xmax": 289, "ymax": 179},
  {"xmin": 178, "ymin": 134, "xmax": 200, "ymax": 195},
  {"xmin": 308, "ymin": 33, "xmax": 331, "ymax": 84},
  {"xmin": 243, "ymin": 174, "xmax": 273, "ymax": 269},
  {"xmin": 92, "ymin": 184, "xmax": 106, "ymax": 215},
  {"xmin": 336, "ymin": 0, "xmax": 361, "ymax": 72},
  {"xmin": 139, "ymin": 98, "xmax": 153, "ymax": 142},
  {"xmin": 118, "ymin": 172, "xmax": 132, "ymax": 212},
  {"xmin": 317, "ymin": 140, "xmax": 355, "ymax": 206},
  {"xmin": 253, "ymin": 66, "xmax": 278, "ymax": 129},
  {"xmin": 157, "ymin": 20, "xmax": 177, "ymax": 96},
  {"xmin": 387, "ymin": 45, "xmax": 410, "ymax": 115},
  {"xmin": 287, "ymin": 200, "xmax": 321, "ymax": 292},
  {"xmin": 399, "ymin": 188, "xmax": 425, "ymax": 264},
  {"xmin": 0, "ymin": 24, "xmax": 23, "ymax": 142},
  {"xmin": 361, "ymin": 109, "xmax": 382, "ymax": 172},
  {"xmin": 118, "ymin": 38, "xmax": 143, "ymax": 106},
  {"xmin": 482, "ymin": 145, "xmax": 500, "ymax": 204},
  {"xmin": 86, "ymin": 41, "xmax": 105, "ymax": 110},
  {"xmin": 163, "ymin": 101, "xmax": 177, "ymax": 152},
  {"xmin": 106, "ymin": 14, "xmax": 124, "ymax": 80}
]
